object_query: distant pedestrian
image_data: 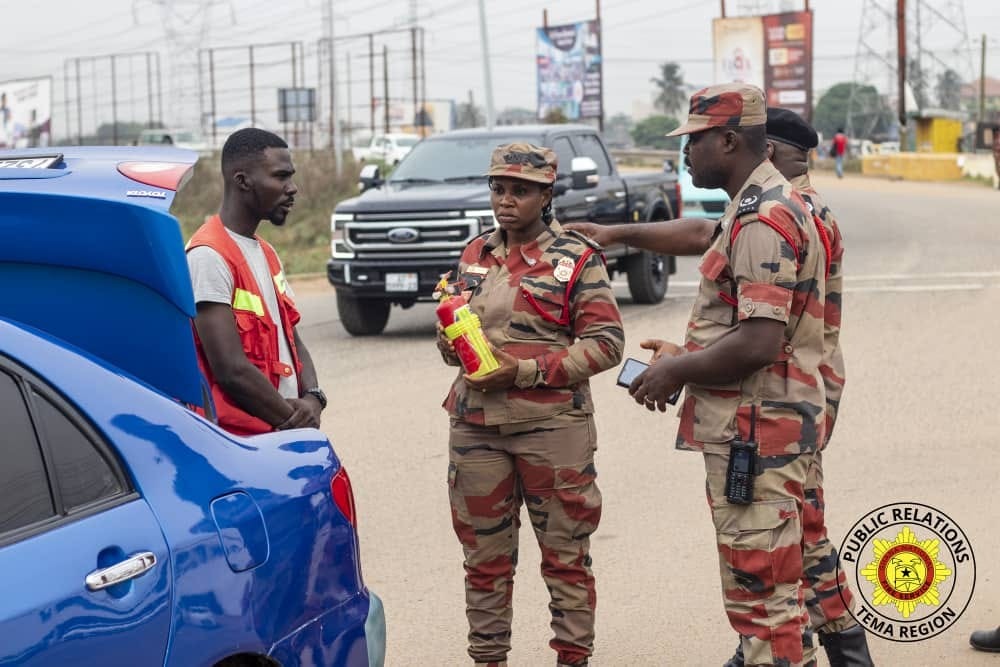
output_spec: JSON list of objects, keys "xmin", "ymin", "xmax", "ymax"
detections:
[
  {"xmin": 186, "ymin": 128, "xmax": 327, "ymax": 436},
  {"xmin": 992, "ymin": 125, "xmax": 1000, "ymax": 190},
  {"xmin": 832, "ymin": 127, "xmax": 848, "ymax": 179},
  {"xmin": 438, "ymin": 143, "xmax": 624, "ymax": 667}
]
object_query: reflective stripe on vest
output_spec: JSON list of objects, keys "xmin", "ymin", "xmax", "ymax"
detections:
[
  {"xmin": 232, "ymin": 288, "xmax": 265, "ymax": 316},
  {"xmin": 273, "ymin": 271, "xmax": 288, "ymax": 295}
]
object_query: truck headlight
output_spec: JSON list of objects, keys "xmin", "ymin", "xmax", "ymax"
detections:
[
  {"xmin": 467, "ymin": 209, "xmax": 496, "ymax": 233},
  {"xmin": 331, "ymin": 213, "xmax": 355, "ymax": 259}
]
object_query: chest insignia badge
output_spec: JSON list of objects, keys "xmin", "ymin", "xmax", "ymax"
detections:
[{"xmin": 554, "ymin": 257, "xmax": 575, "ymax": 282}]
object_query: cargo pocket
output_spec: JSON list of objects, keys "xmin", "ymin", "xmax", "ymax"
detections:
[
  {"xmin": 233, "ymin": 310, "xmax": 267, "ymax": 362},
  {"xmin": 547, "ymin": 457, "xmax": 602, "ymax": 540},
  {"xmin": 508, "ymin": 279, "xmax": 568, "ymax": 341},
  {"xmin": 693, "ymin": 256, "xmax": 737, "ymax": 327},
  {"xmin": 711, "ymin": 498, "xmax": 803, "ymax": 604},
  {"xmin": 447, "ymin": 459, "xmax": 518, "ymax": 551}
]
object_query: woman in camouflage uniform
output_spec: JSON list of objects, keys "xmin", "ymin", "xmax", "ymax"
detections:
[{"xmin": 437, "ymin": 143, "xmax": 624, "ymax": 667}]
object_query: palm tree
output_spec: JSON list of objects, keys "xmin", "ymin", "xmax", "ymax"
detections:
[{"xmin": 651, "ymin": 62, "xmax": 687, "ymax": 116}]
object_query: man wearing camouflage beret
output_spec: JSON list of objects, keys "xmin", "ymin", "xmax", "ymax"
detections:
[{"xmin": 572, "ymin": 83, "xmax": 869, "ymax": 666}]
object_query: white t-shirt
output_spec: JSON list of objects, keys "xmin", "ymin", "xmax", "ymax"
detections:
[{"xmin": 188, "ymin": 229, "xmax": 298, "ymax": 399}]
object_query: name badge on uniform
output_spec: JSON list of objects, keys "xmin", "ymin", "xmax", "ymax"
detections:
[{"xmin": 553, "ymin": 257, "xmax": 575, "ymax": 282}]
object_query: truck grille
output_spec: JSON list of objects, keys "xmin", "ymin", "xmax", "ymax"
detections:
[{"xmin": 345, "ymin": 217, "xmax": 480, "ymax": 253}]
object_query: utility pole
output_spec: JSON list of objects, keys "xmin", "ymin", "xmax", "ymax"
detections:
[
  {"xmin": 326, "ymin": 0, "xmax": 343, "ymax": 175},
  {"xmin": 383, "ymin": 45, "xmax": 390, "ymax": 134},
  {"xmin": 980, "ymin": 34, "xmax": 987, "ymax": 123},
  {"xmin": 896, "ymin": 0, "xmax": 906, "ymax": 149},
  {"xmin": 420, "ymin": 28, "xmax": 427, "ymax": 136},
  {"xmin": 411, "ymin": 26, "xmax": 418, "ymax": 129},
  {"xmin": 476, "ymin": 0, "xmax": 495, "ymax": 129},
  {"xmin": 369, "ymin": 34, "xmax": 376, "ymax": 136}
]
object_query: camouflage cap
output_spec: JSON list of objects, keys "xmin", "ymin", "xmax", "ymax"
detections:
[
  {"xmin": 486, "ymin": 143, "xmax": 558, "ymax": 184},
  {"xmin": 667, "ymin": 82, "xmax": 767, "ymax": 137}
]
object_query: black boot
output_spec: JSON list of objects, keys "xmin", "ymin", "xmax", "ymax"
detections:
[
  {"xmin": 970, "ymin": 626, "xmax": 1000, "ymax": 652},
  {"xmin": 722, "ymin": 639, "xmax": 743, "ymax": 667},
  {"xmin": 819, "ymin": 626, "xmax": 875, "ymax": 666}
]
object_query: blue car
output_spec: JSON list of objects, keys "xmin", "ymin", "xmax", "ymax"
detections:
[
  {"xmin": 674, "ymin": 135, "xmax": 729, "ymax": 220},
  {"xmin": 0, "ymin": 148, "xmax": 386, "ymax": 666}
]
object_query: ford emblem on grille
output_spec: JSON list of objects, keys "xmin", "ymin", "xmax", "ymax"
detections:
[{"xmin": 387, "ymin": 227, "xmax": 420, "ymax": 243}]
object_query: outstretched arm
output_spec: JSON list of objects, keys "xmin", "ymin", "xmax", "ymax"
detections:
[{"xmin": 564, "ymin": 217, "xmax": 718, "ymax": 256}]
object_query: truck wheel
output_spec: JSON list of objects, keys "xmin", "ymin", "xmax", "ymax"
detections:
[
  {"xmin": 336, "ymin": 292, "xmax": 391, "ymax": 335},
  {"xmin": 626, "ymin": 250, "xmax": 668, "ymax": 304}
]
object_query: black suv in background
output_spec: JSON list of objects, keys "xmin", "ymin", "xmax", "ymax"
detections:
[{"xmin": 327, "ymin": 124, "xmax": 681, "ymax": 335}]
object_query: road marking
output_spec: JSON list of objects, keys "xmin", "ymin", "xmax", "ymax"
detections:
[
  {"xmin": 846, "ymin": 283, "xmax": 985, "ymax": 293},
  {"xmin": 652, "ymin": 272, "xmax": 1000, "ymax": 290}
]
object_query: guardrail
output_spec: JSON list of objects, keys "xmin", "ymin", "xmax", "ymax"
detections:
[{"xmin": 609, "ymin": 148, "xmax": 680, "ymax": 168}]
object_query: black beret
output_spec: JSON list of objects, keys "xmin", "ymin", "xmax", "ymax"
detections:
[{"xmin": 766, "ymin": 107, "xmax": 818, "ymax": 151}]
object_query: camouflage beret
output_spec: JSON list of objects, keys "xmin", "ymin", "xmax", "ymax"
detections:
[
  {"xmin": 486, "ymin": 142, "xmax": 557, "ymax": 185},
  {"xmin": 667, "ymin": 82, "xmax": 766, "ymax": 137},
  {"xmin": 766, "ymin": 107, "xmax": 818, "ymax": 151}
]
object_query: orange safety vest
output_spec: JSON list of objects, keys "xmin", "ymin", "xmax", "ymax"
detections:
[{"xmin": 187, "ymin": 215, "xmax": 303, "ymax": 435}]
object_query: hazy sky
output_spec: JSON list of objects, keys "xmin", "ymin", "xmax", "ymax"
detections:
[{"xmin": 2, "ymin": 0, "xmax": 998, "ymax": 136}]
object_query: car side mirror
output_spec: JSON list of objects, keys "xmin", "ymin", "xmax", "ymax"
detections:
[
  {"xmin": 358, "ymin": 164, "xmax": 382, "ymax": 192},
  {"xmin": 552, "ymin": 177, "xmax": 570, "ymax": 197},
  {"xmin": 570, "ymin": 156, "xmax": 599, "ymax": 190}
]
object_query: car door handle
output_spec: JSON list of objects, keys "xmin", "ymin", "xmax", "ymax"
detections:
[
  {"xmin": 584, "ymin": 195, "xmax": 598, "ymax": 203},
  {"xmin": 86, "ymin": 552, "xmax": 157, "ymax": 591}
]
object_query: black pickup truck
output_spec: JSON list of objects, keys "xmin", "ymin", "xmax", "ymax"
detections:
[{"xmin": 327, "ymin": 124, "xmax": 681, "ymax": 335}]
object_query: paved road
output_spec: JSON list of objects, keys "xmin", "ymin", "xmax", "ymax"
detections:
[{"xmin": 291, "ymin": 173, "xmax": 1000, "ymax": 666}]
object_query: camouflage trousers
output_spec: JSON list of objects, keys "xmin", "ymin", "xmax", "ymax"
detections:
[
  {"xmin": 703, "ymin": 445, "xmax": 857, "ymax": 667},
  {"xmin": 448, "ymin": 416, "xmax": 601, "ymax": 666}
]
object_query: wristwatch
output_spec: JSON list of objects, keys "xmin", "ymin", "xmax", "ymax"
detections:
[{"xmin": 304, "ymin": 387, "xmax": 327, "ymax": 410}]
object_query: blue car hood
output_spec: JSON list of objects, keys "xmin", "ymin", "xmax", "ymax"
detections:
[{"xmin": 0, "ymin": 146, "xmax": 204, "ymax": 407}]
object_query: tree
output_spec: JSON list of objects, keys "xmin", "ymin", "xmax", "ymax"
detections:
[
  {"xmin": 907, "ymin": 57, "xmax": 930, "ymax": 110},
  {"xmin": 454, "ymin": 101, "xmax": 485, "ymax": 129},
  {"xmin": 936, "ymin": 68, "xmax": 963, "ymax": 110},
  {"xmin": 813, "ymin": 81, "xmax": 892, "ymax": 139},
  {"xmin": 604, "ymin": 113, "xmax": 635, "ymax": 148},
  {"xmin": 650, "ymin": 62, "xmax": 687, "ymax": 116},
  {"xmin": 630, "ymin": 115, "xmax": 680, "ymax": 150},
  {"xmin": 542, "ymin": 107, "xmax": 569, "ymax": 124}
]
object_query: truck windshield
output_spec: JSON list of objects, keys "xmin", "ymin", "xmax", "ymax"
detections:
[{"xmin": 388, "ymin": 135, "xmax": 539, "ymax": 183}]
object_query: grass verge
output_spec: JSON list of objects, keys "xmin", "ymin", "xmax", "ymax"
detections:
[{"xmin": 170, "ymin": 150, "xmax": 362, "ymax": 275}]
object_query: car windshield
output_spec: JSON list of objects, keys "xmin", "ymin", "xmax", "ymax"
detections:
[{"xmin": 389, "ymin": 135, "xmax": 540, "ymax": 183}]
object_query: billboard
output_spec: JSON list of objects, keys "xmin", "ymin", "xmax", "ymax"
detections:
[
  {"xmin": 763, "ymin": 11, "xmax": 814, "ymax": 120},
  {"xmin": 713, "ymin": 17, "xmax": 765, "ymax": 89},
  {"xmin": 713, "ymin": 11, "xmax": 814, "ymax": 120},
  {"xmin": 0, "ymin": 77, "xmax": 52, "ymax": 149},
  {"xmin": 536, "ymin": 20, "xmax": 602, "ymax": 121}
]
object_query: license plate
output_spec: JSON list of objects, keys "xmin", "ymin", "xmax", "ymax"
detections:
[
  {"xmin": 385, "ymin": 272, "xmax": 418, "ymax": 292},
  {"xmin": 0, "ymin": 154, "xmax": 62, "ymax": 169}
]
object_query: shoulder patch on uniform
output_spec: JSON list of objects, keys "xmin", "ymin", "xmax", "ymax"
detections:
[
  {"xmin": 735, "ymin": 184, "xmax": 763, "ymax": 218},
  {"xmin": 563, "ymin": 228, "xmax": 603, "ymax": 250}
]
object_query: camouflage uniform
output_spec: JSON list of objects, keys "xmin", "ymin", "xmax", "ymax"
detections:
[
  {"xmin": 442, "ymin": 144, "xmax": 624, "ymax": 667},
  {"xmin": 789, "ymin": 174, "xmax": 857, "ymax": 636}
]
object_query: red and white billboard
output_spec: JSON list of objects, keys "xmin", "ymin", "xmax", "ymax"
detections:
[
  {"xmin": 763, "ymin": 11, "xmax": 814, "ymax": 121},
  {"xmin": 713, "ymin": 11, "xmax": 814, "ymax": 120},
  {"xmin": 0, "ymin": 77, "xmax": 52, "ymax": 149}
]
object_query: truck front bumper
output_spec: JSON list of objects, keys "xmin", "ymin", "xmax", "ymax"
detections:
[{"xmin": 326, "ymin": 257, "xmax": 459, "ymax": 300}]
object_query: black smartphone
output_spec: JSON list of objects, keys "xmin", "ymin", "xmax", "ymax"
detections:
[
  {"xmin": 725, "ymin": 440, "xmax": 757, "ymax": 505},
  {"xmin": 616, "ymin": 358, "xmax": 648, "ymax": 388}
]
